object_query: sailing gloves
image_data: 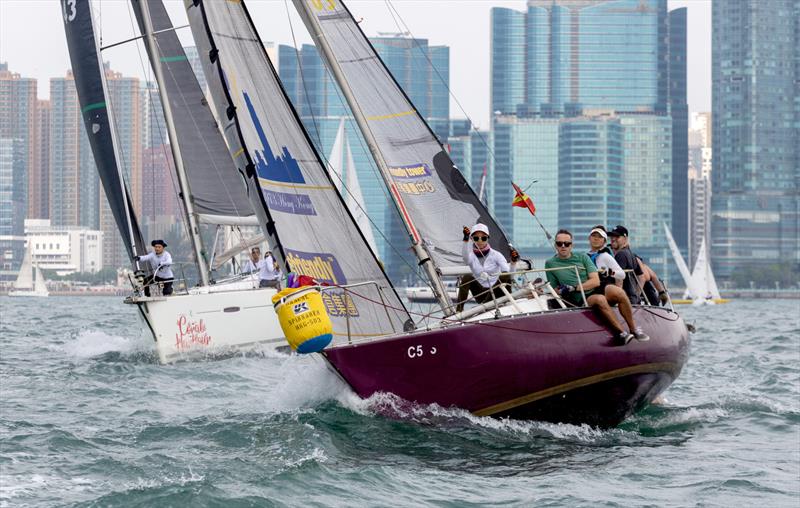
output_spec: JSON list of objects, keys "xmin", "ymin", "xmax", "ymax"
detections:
[
  {"xmin": 558, "ymin": 285, "xmax": 576, "ymax": 298},
  {"xmin": 510, "ymin": 249, "xmax": 520, "ymax": 262},
  {"xmin": 462, "ymin": 226, "xmax": 471, "ymax": 242}
]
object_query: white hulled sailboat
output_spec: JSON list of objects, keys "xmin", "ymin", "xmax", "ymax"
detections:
[{"xmin": 9, "ymin": 246, "xmax": 49, "ymax": 298}]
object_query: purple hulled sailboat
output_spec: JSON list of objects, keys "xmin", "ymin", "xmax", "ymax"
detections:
[
  {"xmin": 291, "ymin": 0, "xmax": 689, "ymax": 427},
  {"xmin": 187, "ymin": 0, "xmax": 689, "ymax": 427}
]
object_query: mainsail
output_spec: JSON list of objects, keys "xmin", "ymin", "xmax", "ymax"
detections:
[
  {"xmin": 62, "ymin": 0, "xmax": 145, "ymax": 262},
  {"xmin": 185, "ymin": 0, "xmax": 411, "ymax": 338},
  {"xmin": 13, "ymin": 247, "xmax": 33, "ymax": 290},
  {"xmin": 292, "ymin": 0, "xmax": 513, "ymax": 269},
  {"xmin": 329, "ymin": 119, "xmax": 378, "ymax": 255},
  {"xmin": 689, "ymin": 238, "xmax": 721, "ymax": 300},
  {"xmin": 130, "ymin": 0, "xmax": 255, "ymax": 226}
]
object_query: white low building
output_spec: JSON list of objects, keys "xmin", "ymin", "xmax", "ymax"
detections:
[{"xmin": 24, "ymin": 219, "xmax": 103, "ymax": 275}]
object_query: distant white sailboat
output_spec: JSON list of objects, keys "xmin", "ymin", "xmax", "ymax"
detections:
[
  {"xmin": 664, "ymin": 223, "xmax": 727, "ymax": 305},
  {"xmin": 9, "ymin": 246, "xmax": 49, "ymax": 298},
  {"xmin": 328, "ymin": 118, "xmax": 378, "ymax": 255}
]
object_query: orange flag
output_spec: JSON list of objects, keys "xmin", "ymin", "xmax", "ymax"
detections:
[{"xmin": 512, "ymin": 182, "xmax": 536, "ymax": 215}]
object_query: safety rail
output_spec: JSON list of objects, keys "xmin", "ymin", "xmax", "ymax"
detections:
[{"xmin": 126, "ymin": 262, "xmax": 266, "ymax": 299}]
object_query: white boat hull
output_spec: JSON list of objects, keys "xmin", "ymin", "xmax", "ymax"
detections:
[
  {"xmin": 129, "ymin": 281, "xmax": 285, "ymax": 364},
  {"xmin": 8, "ymin": 290, "xmax": 49, "ymax": 298}
]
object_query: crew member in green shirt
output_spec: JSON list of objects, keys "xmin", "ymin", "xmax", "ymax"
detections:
[{"xmin": 545, "ymin": 229, "xmax": 648, "ymax": 344}]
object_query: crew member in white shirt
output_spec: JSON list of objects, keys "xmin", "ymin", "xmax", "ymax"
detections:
[
  {"xmin": 243, "ymin": 247, "xmax": 262, "ymax": 274},
  {"xmin": 455, "ymin": 223, "xmax": 519, "ymax": 312},
  {"xmin": 136, "ymin": 239, "xmax": 174, "ymax": 296},
  {"xmin": 258, "ymin": 251, "xmax": 280, "ymax": 288}
]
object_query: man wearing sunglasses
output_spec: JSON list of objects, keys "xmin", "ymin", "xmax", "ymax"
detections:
[
  {"xmin": 455, "ymin": 223, "xmax": 519, "ymax": 312},
  {"xmin": 545, "ymin": 229, "xmax": 647, "ymax": 344}
]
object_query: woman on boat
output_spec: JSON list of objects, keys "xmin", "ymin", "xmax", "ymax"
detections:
[{"xmin": 455, "ymin": 223, "xmax": 518, "ymax": 312}]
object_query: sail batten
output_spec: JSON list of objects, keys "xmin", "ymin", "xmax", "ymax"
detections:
[{"xmin": 185, "ymin": 0, "xmax": 410, "ymax": 338}]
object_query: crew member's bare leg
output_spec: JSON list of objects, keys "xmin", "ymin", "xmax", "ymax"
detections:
[
  {"xmin": 587, "ymin": 294, "xmax": 625, "ymax": 334},
  {"xmin": 604, "ymin": 285, "xmax": 635, "ymax": 332}
]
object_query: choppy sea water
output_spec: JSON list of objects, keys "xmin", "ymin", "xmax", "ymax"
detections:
[{"xmin": 1, "ymin": 296, "xmax": 798, "ymax": 507}]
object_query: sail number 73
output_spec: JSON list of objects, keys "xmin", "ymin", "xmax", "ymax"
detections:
[
  {"xmin": 407, "ymin": 345, "xmax": 437, "ymax": 359},
  {"xmin": 310, "ymin": 0, "xmax": 336, "ymax": 11}
]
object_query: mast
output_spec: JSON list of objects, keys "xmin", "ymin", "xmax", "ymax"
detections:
[
  {"xmin": 136, "ymin": 1, "xmax": 210, "ymax": 285},
  {"xmin": 293, "ymin": 1, "xmax": 454, "ymax": 315}
]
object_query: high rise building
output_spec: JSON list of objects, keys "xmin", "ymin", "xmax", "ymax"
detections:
[
  {"xmin": 278, "ymin": 36, "xmax": 451, "ymax": 279},
  {"xmin": 50, "ymin": 64, "xmax": 142, "ymax": 269},
  {"xmin": 33, "ymin": 100, "xmax": 50, "ymax": 219},
  {"xmin": 688, "ymin": 112, "xmax": 712, "ymax": 267},
  {"xmin": 490, "ymin": 0, "xmax": 686, "ymax": 277},
  {"xmin": 0, "ymin": 139, "xmax": 26, "ymax": 236},
  {"xmin": 0, "ymin": 63, "xmax": 36, "ymax": 221},
  {"xmin": 49, "ymin": 70, "xmax": 90, "ymax": 229},
  {"xmin": 711, "ymin": 0, "xmax": 799, "ymax": 279}
]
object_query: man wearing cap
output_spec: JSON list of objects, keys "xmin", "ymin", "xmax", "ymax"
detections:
[
  {"xmin": 456, "ymin": 223, "xmax": 519, "ymax": 312},
  {"xmin": 135, "ymin": 240, "xmax": 174, "ymax": 296},
  {"xmin": 608, "ymin": 225, "xmax": 645, "ymax": 304},
  {"xmin": 546, "ymin": 229, "xmax": 648, "ymax": 344}
]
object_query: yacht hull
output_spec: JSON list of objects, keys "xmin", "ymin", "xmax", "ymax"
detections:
[
  {"xmin": 129, "ymin": 283, "xmax": 285, "ymax": 364},
  {"xmin": 323, "ymin": 306, "xmax": 689, "ymax": 427}
]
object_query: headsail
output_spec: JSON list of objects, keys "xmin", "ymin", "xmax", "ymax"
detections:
[
  {"xmin": 292, "ymin": 0, "xmax": 512, "ymax": 268},
  {"xmin": 62, "ymin": 0, "xmax": 145, "ymax": 262},
  {"xmin": 329, "ymin": 119, "xmax": 378, "ymax": 255},
  {"xmin": 185, "ymin": 0, "xmax": 411, "ymax": 338},
  {"xmin": 130, "ymin": 0, "xmax": 255, "ymax": 225}
]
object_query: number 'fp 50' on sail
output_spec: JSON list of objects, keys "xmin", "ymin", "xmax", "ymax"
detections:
[{"xmin": 185, "ymin": 0, "xmax": 412, "ymax": 340}]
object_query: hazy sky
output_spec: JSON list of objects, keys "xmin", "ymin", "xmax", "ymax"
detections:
[{"xmin": 0, "ymin": 0, "xmax": 711, "ymax": 128}]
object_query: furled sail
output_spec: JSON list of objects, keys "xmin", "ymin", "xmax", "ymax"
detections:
[
  {"xmin": 292, "ymin": 0, "xmax": 512, "ymax": 268},
  {"xmin": 62, "ymin": 0, "xmax": 145, "ymax": 262},
  {"xmin": 185, "ymin": 0, "xmax": 411, "ymax": 338},
  {"xmin": 131, "ymin": 0, "xmax": 255, "ymax": 225},
  {"xmin": 329, "ymin": 119, "xmax": 378, "ymax": 255}
]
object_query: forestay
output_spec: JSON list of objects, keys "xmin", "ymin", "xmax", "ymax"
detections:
[
  {"xmin": 131, "ymin": 0, "xmax": 254, "ymax": 225},
  {"xmin": 62, "ymin": 0, "xmax": 146, "ymax": 262},
  {"xmin": 185, "ymin": 0, "xmax": 411, "ymax": 339},
  {"xmin": 293, "ymin": 0, "xmax": 512, "ymax": 267}
]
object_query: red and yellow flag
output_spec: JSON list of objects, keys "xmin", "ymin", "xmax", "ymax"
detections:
[{"xmin": 512, "ymin": 182, "xmax": 536, "ymax": 215}]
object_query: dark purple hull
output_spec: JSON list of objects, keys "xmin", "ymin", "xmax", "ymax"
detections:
[{"xmin": 323, "ymin": 306, "xmax": 690, "ymax": 428}]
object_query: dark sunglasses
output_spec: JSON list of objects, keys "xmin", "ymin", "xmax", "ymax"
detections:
[
  {"xmin": 555, "ymin": 241, "xmax": 572, "ymax": 247},
  {"xmin": 472, "ymin": 235, "xmax": 489, "ymax": 241}
]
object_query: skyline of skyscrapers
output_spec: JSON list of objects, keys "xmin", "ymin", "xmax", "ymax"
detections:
[
  {"xmin": 711, "ymin": 0, "xmax": 799, "ymax": 278},
  {"xmin": 0, "ymin": 0, "xmax": 795, "ymax": 288},
  {"xmin": 489, "ymin": 0, "xmax": 687, "ymax": 280}
]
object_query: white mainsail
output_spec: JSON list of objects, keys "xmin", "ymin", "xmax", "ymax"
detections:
[
  {"xmin": 13, "ymin": 247, "xmax": 33, "ymax": 290},
  {"xmin": 328, "ymin": 119, "xmax": 378, "ymax": 255},
  {"xmin": 689, "ymin": 238, "xmax": 721, "ymax": 301}
]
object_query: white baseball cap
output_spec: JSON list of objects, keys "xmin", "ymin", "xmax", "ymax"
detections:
[{"xmin": 470, "ymin": 223, "xmax": 489, "ymax": 236}]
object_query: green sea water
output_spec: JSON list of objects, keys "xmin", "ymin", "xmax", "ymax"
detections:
[{"xmin": 1, "ymin": 296, "xmax": 798, "ymax": 507}]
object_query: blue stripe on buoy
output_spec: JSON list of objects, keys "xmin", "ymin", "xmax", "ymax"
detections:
[{"xmin": 295, "ymin": 333, "xmax": 333, "ymax": 354}]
